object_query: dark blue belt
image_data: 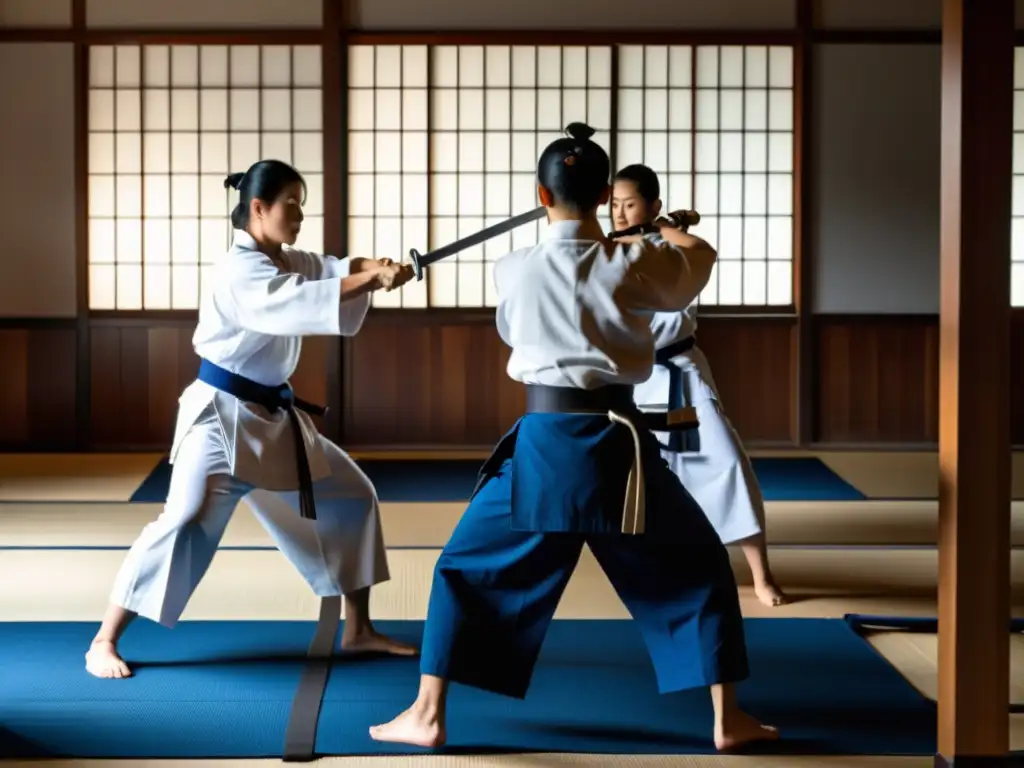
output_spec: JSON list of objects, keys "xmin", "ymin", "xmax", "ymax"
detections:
[
  {"xmin": 655, "ymin": 335, "xmax": 695, "ymax": 364},
  {"xmin": 197, "ymin": 358, "xmax": 326, "ymax": 520},
  {"xmin": 654, "ymin": 337, "xmax": 699, "ymax": 453}
]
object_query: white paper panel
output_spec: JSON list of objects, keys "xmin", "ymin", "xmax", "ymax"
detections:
[
  {"xmin": 615, "ymin": 43, "xmax": 796, "ymax": 306},
  {"xmin": 87, "ymin": 43, "xmax": 323, "ymax": 309}
]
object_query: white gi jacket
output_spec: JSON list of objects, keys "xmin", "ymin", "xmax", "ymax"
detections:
[
  {"xmin": 493, "ymin": 219, "xmax": 715, "ymax": 534},
  {"xmin": 635, "ymin": 233, "xmax": 720, "ymax": 411},
  {"xmin": 169, "ymin": 229, "xmax": 370, "ymax": 490},
  {"xmin": 497, "ymin": 220, "xmax": 713, "ymax": 388}
]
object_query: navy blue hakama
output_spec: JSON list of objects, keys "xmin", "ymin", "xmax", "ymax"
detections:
[{"xmin": 418, "ymin": 385, "xmax": 749, "ymax": 699}]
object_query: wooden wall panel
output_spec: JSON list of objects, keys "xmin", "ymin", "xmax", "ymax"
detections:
[
  {"xmin": 695, "ymin": 316, "xmax": 796, "ymax": 444},
  {"xmin": 89, "ymin": 321, "xmax": 196, "ymax": 448},
  {"xmin": 815, "ymin": 315, "xmax": 940, "ymax": 444},
  {"xmin": 814, "ymin": 312, "xmax": 1024, "ymax": 446},
  {"xmin": 0, "ymin": 322, "xmax": 77, "ymax": 449},
  {"xmin": 341, "ymin": 312, "xmax": 796, "ymax": 448},
  {"xmin": 4, "ymin": 313, "xmax": 1016, "ymax": 451},
  {"xmin": 86, "ymin": 318, "xmax": 330, "ymax": 449},
  {"xmin": 342, "ymin": 312, "xmax": 524, "ymax": 447},
  {"xmin": 0, "ymin": 329, "xmax": 29, "ymax": 444}
]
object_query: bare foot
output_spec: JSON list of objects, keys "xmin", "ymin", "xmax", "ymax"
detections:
[
  {"xmin": 85, "ymin": 639, "xmax": 132, "ymax": 679},
  {"xmin": 341, "ymin": 629, "xmax": 419, "ymax": 657},
  {"xmin": 369, "ymin": 705, "xmax": 446, "ymax": 748},
  {"xmin": 754, "ymin": 582, "xmax": 789, "ymax": 608},
  {"xmin": 715, "ymin": 711, "xmax": 779, "ymax": 751}
]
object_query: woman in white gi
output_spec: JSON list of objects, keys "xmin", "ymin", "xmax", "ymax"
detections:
[
  {"xmin": 86, "ymin": 159, "xmax": 418, "ymax": 678},
  {"xmin": 612, "ymin": 164, "xmax": 787, "ymax": 608},
  {"xmin": 370, "ymin": 125, "xmax": 777, "ymax": 752}
]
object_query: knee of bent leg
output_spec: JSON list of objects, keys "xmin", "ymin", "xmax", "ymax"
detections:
[
  {"xmin": 432, "ymin": 549, "xmax": 465, "ymax": 587},
  {"xmin": 152, "ymin": 472, "xmax": 237, "ymax": 532},
  {"xmin": 320, "ymin": 440, "xmax": 380, "ymax": 506}
]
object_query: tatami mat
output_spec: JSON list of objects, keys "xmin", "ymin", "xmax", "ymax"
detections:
[
  {"xmin": 4, "ymin": 545, "xmax": 1024, "ymax": 767},
  {"xmin": 5, "ymin": 451, "xmax": 1024, "ymax": 768},
  {"xmin": 0, "ymin": 500, "xmax": 462, "ymax": 549},
  {"xmin": 3, "ymin": 450, "xmax": 1023, "ymax": 502},
  {"xmin": 3, "ymin": 499, "xmax": 1024, "ymax": 549},
  {"xmin": 0, "ymin": 452, "xmax": 486, "ymax": 501},
  {"xmin": 820, "ymin": 451, "xmax": 1024, "ymax": 500},
  {"xmin": 7, "ymin": 546, "xmax": 1024, "ymax": 623},
  {"xmin": 0, "ymin": 453, "xmax": 165, "ymax": 501}
]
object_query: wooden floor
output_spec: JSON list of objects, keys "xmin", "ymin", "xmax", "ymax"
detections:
[{"xmin": 2, "ymin": 450, "xmax": 1024, "ymax": 768}]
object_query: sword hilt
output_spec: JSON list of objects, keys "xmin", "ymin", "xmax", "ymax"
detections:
[
  {"xmin": 408, "ymin": 248, "xmax": 425, "ymax": 281},
  {"xmin": 658, "ymin": 210, "xmax": 701, "ymax": 230},
  {"xmin": 607, "ymin": 222, "xmax": 662, "ymax": 239}
]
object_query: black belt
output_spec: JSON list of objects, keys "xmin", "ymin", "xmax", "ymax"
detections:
[
  {"xmin": 197, "ymin": 358, "xmax": 325, "ymax": 521},
  {"xmin": 655, "ymin": 335, "xmax": 695, "ymax": 364},
  {"xmin": 525, "ymin": 384, "xmax": 696, "ymax": 432},
  {"xmin": 525, "ymin": 384, "xmax": 636, "ymax": 414}
]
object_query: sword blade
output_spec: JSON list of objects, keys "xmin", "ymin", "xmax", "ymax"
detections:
[{"xmin": 418, "ymin": 206, "xmax": 546, "ymax": 267}]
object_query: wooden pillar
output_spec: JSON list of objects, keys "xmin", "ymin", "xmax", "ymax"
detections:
[
  {"xmin": 936, "ymin": 0, "xmax": 1013, "ymax": 764},
  {"xmin": 322, "ymin": 0, "xmax": 345, "ymax": 441},
  {"xmin": 794, "ymin": 0, "xmax": 815, "ymax": 446},
  {"xmin": 72, "ymin": 0, "xmax": 89, "ymax": 449}
]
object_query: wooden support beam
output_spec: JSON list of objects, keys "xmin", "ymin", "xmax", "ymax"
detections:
[
  {"xmin": 322, "ymin": 0, "xmax": 345, "ymax": 441},
  {"xmin": 794, "ymin": 0, "xmax": 815, "ymax": 446},
  {"xmin": 936, "ymin": 0, "xmax": 1014, "ymax": 764},
  {"xmin": 71, "ymin": 0, "xmax": 89, "ymax": 450}
]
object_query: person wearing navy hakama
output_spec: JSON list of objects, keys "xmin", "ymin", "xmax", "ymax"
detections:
[{"xmin": 369, "ymin": 124, "xmax": 779, "ymax": 752}]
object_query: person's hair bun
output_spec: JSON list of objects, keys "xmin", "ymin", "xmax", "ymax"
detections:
[
  {"xmin": 223, "ymin": 172, "xmax": 245, "ymax": 191},
  {"xmin": 564, "ymin": 122, "xmax": 596, "ymax": 142}
]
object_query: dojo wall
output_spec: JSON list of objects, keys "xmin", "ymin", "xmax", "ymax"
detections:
[{"xmin": 1, "ymin": 0, "xmax": 1022, "ymax": 451}]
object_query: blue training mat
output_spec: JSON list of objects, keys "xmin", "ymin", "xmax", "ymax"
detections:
[
  {"xmin": 129, "ymin": 456, "xmax": 866, "ymax": 504},
  {"xmin": 1, "ymin": 618, "xmax": 932, "ymax": 759}
]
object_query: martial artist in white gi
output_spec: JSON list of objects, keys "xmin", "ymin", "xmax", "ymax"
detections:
[
  {"xmin": 369, "ymin": 125, "xmax": 778, "ymax": 752},
  {"xmin": 612, "ymin": 164, "xmax": 788, "ymax": 608},
  {"xmin": 86, "ymin": 159, "xmax": 418, "ymax": 679}
]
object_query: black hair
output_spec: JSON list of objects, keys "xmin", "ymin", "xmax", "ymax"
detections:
[
  {"xmin": 537, "ymin": 122, "xmax": 610, "ymax": 213},
  {"xmin": 224, "ymin": 159, "xmax": 306, "ymax": 230},
  {"xmin": 614, "ymin": 164, "xmax": 661, "ymax": 205}
]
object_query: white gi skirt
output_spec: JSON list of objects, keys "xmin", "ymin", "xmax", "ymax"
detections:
[
  {"xmin": 170, "ymin": 380, "xmax": 332, "ymax": 491},
  {"xmin": 633, "ymin": 345, "xmax": 765, "ymax": 545}
]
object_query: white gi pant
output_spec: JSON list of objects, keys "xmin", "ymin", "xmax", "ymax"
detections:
[
  {"xmin": 110, "ymin": 411, "xmax": 389, "ymax": 627},
  {"xmin": 635, "ymin": 345, "xmax": 765, "ymax": 546}
]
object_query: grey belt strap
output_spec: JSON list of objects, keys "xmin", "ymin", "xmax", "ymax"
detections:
[{"xmin": 282, "ymin": 596, "xmax": 341, "ymax": 761}]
